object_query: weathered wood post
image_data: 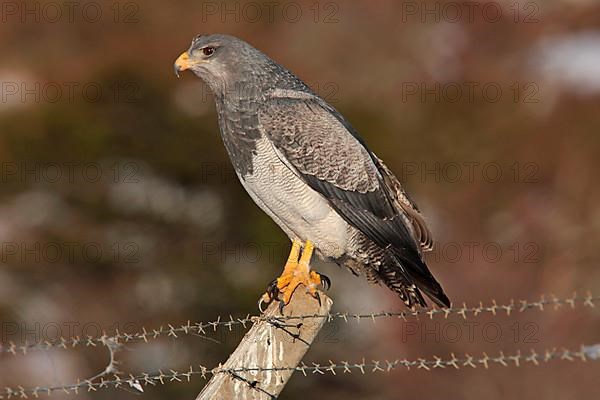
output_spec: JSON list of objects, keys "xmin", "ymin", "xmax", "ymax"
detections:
[{"xmin": 197, "ymin": 290, "xmax": 333, "ymax": 399}]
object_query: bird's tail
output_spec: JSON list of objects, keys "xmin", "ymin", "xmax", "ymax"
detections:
[{"xmin": 381, "ymin": 248, "xmax": 450, "ymax": 309}]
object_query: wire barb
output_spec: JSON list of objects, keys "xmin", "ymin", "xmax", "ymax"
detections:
[
  {"xmin": 1, "ymin": 292, "xmax": 596, "ymax": 357},
  {"xmin": 1, "ymin": 345, "xmax": 597, "ymax": 399},
  {"xmin": 1, "ymin": 292, "xmax": 598, "ymax": 398}
]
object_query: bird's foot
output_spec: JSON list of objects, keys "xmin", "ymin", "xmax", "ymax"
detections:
[
  {"xmin": 259, "ymin": 265, "xmax": 330, "ymax": 313},
  {"xmin": 258, "ymin": 240, "xmax": 330, "ymax": 313}
]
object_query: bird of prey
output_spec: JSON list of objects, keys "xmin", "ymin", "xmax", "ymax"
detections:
[{"xmin": 174, "ymin": 34, "xmax": 450, "ymax": 310}]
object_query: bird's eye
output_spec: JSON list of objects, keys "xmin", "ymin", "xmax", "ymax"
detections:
[{"xmin": 202, "ymin": 47, "xmax": 215, "ymax": 57}]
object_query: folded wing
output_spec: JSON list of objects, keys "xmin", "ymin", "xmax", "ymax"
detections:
[{"xmin": 258, "ymin": 91, "xmax": 449, "ymax": 307}]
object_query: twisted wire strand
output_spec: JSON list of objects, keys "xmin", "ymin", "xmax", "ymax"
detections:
[
  {"xmin": 1, "ymin": 344, "xmax": 599, "ymax": 399},
  {"xmin": 1, "ymin": 292, "xmax": 596, "ymax": 357}
]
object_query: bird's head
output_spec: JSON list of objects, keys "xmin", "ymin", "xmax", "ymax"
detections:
[{"xmin": 174, "ymin": 34, "xmax": 268, "ymax": 95}]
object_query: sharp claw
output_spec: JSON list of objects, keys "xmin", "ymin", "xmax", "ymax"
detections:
[
  {"xmin": 313, "ymin": 291, "xmax": 322, "ymax": 307},
  {"xmin": 258, "ymin": 294, "xmax": 272, "ymax": 313},
  {"xmin": 320, "ymin": 274, "xmax": 331, "ymax": 290},
  {"xmin": 264, "ymin": 279, "xmax": 279, "ymax": 302},
  {"xmin": 278, "ymin": 300, "xmax": 286, "ymax": 314},
  {"xmin": 258, "ymin": 297, "xmax": 266, "ymax": 313},
  {"xmin": 259, "ymin": 281, "xmax": 279, "ymax": 313}
]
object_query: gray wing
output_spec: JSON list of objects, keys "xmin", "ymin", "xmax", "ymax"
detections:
[
  {"xmin": 374, "ymin": 155, "xmax": 434, "ymax": 252},
  {"xmin": 258, "ymin": 91, "xmax": 448, "ymax": 307}
]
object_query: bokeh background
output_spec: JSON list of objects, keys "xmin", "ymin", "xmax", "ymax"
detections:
[{"xmin": 2, "ymin": 0, "xmax": 600, "ymax": 398}]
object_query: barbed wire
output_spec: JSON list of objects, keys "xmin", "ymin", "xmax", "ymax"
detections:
[
  {"xmin": 1, "ymin": 292, "xmax": 597, "ymax": 357},
  {"xmin": 1, "ymin": 344, "xmax": 598, "ymax": 399}
]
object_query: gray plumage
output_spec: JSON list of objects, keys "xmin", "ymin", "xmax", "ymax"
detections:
[{"xmin": 176, "ymin": 34, "xmax": 450, "ymax": 308}]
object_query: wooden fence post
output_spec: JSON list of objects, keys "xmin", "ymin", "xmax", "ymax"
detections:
[{"xmin": 197, "ymin": 290, "xmax": 333, "ymax": 399}]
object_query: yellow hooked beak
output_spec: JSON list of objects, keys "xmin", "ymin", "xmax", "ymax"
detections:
[{"xmin": 174, "ymin": 51, "xmax": 200, "ymax": 78}]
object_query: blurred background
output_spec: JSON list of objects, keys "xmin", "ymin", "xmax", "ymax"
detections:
[{"xmin": 1, "ymin": 0, "xmax": 600, "ymax": 398}]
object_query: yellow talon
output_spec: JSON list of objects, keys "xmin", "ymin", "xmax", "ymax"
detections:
[{"xmin": 259, "ymin": 240, "xmax": 329, "ymax": 312}]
